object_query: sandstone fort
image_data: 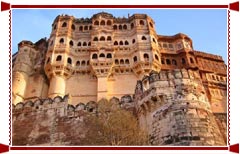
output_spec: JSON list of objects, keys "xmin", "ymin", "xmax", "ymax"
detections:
[{"xmin": 12, "ymin": 12, "xmax": 227, "ymax": 146}]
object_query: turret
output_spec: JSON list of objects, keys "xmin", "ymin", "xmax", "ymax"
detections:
[
  {"xmin": 13, "ymin": 39, "xmax": 48, "ymax": 105},
  {"xmin": 134, "ymin": 69, "xmax": 226, "ymax": 145}
]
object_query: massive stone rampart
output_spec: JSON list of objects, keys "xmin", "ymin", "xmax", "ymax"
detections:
[{"xmin": 134, "ymin": 69, "xmax": 226, "ymax": 146}]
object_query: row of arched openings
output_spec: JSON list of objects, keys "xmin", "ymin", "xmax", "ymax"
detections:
[
  {"xmin": 60, "ymin": 22, "xmax": 92, "ymax": 31},
  {"xmin": 56, "ymin": 55, "xmax": 89, "ymax": 66},
  {"xmin": 92, "ymin": 53, "xmax": 112, "ymax": 59},
  {"xmin": 59, "ymin": 38, "xmax": 91, "ymax": 47},
  {"xmin": 161, "ymin": 57, "xmax": 194, "ymax": 66},
  {"xmin": 115, "ymin": 59, "xmax": 130, "ymax": 65},
  {"xmin": 93, "ymin": 36, "xmax": 112, "ymax": 41},
  {"xmin": 94, "ymin": 20, "xmax": 112, "ymax": 26},
  {"xmin": 59, "ymin": 36, "xmax": 146, "ymax": 46},
  {"xmin": 59, "ymin": 20, "xmax": 146, "ymax": 31}
]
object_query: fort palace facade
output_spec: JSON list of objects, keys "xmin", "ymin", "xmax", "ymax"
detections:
[{"xmin": 12, "ymin": 12, "xmax": 227, "ymax": 146}]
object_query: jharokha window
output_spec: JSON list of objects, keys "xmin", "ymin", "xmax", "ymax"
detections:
[
  {"xmin": 56, "ymin": 55, "xmax": 62, "ymax": 61},
  {"xmin": 62, "ymin": 22, "xmax": 67, "ymax": 27},
  {"xmin": 92, "ymin": 54, "xmax": 98, "ymax": 59},
  {"xmin": 67, "ymin": 58, "xmax": 72, "ymax": 64}
]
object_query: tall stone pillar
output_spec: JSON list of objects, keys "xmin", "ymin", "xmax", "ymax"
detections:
[
  {"xmin": 97, "ymin": 77, "xmax": 108, "ymax": 101},
  {"xmin": 48, "ymin": 75, "xmax": 66, "ymax": 98}
]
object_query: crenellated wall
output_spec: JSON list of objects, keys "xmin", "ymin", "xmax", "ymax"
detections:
[
  {"xmin": 12, "ymin": 95, "xmax": 136, "ymax": 145},
  {"xmin": 134, "ymin": 69, "xmax": 226, "ymax": 146}
]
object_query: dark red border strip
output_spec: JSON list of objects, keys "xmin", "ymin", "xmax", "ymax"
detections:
[
  {"xmin": 2, "ymin": 1, "xmax": 239, "ymax": 11},
  {"xmin": 8, "ymin": 10, "xmax": 12, "ymax": 146},
  {"xmin": 227, "ymin": 10, "xmax": 231, "ymax": 146},
  {"xmin": 11, "ymin": 4, "xmax": 228, "ymax": 9},
  {"xmin": 1, "ymin": 0, "xmax": 238, "ymax": 153},
  {"xmin": 10, "ymin": 146, "xmax": 228, "ymax": 150},
  {"xmin": 1, "ymin": 1, "xmax": 239, "ymax": 11},
  {"xmin": 0, "ymin": 144, "xmax": 234, "ymax": 153}
]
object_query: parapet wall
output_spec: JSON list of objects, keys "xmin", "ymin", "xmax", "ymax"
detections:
[{"xmin": 12, "ymin": 95, "xmax": 135, "ymax": 145}]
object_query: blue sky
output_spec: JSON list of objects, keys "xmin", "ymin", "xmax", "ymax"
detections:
[{"xmin": 12, "ymin": 9, "xmax": 227, "ymax": 62}]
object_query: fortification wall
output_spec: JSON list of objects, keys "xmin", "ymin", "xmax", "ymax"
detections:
[
  {"xmin": 13, "ymin": 96, "xmax": 92, "ymax": 145},
  {"xmin": 135, "ymin": 69, "xmax": 226, "ymax": 146},
  {"xmin": 12, "ymin": 95, "xmax": 135, "ymax": 145}
]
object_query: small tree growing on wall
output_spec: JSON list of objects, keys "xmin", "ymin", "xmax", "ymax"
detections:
[{"xmin": 82, "ymin": 99, "xmax": 149, "ymax": 145}]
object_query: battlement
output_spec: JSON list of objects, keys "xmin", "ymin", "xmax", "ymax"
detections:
[
  {"xmin": 140, "ymin": 69, "xmax": 201, "ymax": 88},
  {"xmin": 13, "ymin": 94, "xmax": 136, "ymax": 116}
]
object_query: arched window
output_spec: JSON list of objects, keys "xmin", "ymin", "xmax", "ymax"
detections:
[
  {"xmin": 67, "ymin": 57, "xmax": 72, "ymax": 64},
  {"xmin": 87, "ymin": 60, "xmax": 89, "ymax": 65},
  {"xmin": 140, "ymin": 20, "xmax": 144, "ymax": 25},
  {"xmin": 59, "ymin": 38, "xmax": 64, "ymax": 44},
  {"xmin": 172, "ymin": 59, "xmax": 177, "ymax": 65},
  {"xmin": 69, "ymin": 40, "xmax": 74, "ymax": 47},
  {"xmin": 123, "ymin": 24, "xmax": 127, "ymax": 30},
  {"xmin": 79, "ymin": 26, "xmax": 83, "ymax": 31},
  {"xmin": 132, "ymin": 39, "xmax": 136, "ymax": 44},
  {"xmin": 182, "ymin": 58, "xmax": 186, "ymax": 64},
  {"xmin": 107, "ymin": 36, "xmax": 112, "ymax": 41},
  {"xmin": 53, "ymin": 25, "xmax": 57, "ymax": 30},
  {"xmin": 76, "ymin": 61, "xmax": 80, "ymax": 66},
  {"xmin": 133, "ymin": 56, "xmax": 137, "ymax": 62},
  {"xmin": 149, "ymin": 22, "xmax": 153, "ymax": 28},
  {"xmin": 107, "ymin": 53, "xmax": 112, "ymax": 58},
  {"xmin": 88, "ymin": 42, "xmax": 91, "ymax": 46},
  {"xmin": 119, "ymin": 25, "xmax": 122, "ymax": 30},
  {"xmin": 114, "ymin": 41, "xmax": 118, "ymax": 45},
  {"xmin": 56, "ymin": 55, "xmax": 62, "ymax": 61},
  {"xmin": 119, "ymin": 41, "xmax": 123, "ymax": 45},
  {"xmin": 113, "ymin": 25, "xmax": 117, "ymax": 30},
  {"xmin": 190, "ymin": 57, "xmax": 194, "ymax": 63},
  {"xmin": 144, "ymin": 53, "xmax": 149, "ymax": 61},
  {"xmin": 89, "ymin": 26, "xmax": 92, "ymax": 30},
  {"xmin": 77, "ymin": 42, "xmax": 81, "ymax": 46},
  {"xmin": 161, "ymin": 58, "xmax": 165, "ymax": 64},
  {"xmin": 83, "ymin": 42, "xmax": 87, "ymax": 46},
  {"xmin": 62, "ymin": 22, "xmax": 67, "ymax": 27},
  {"xmin": 93, "ymin": 37, "xmax": 98, "ymax": 41},
  {"xmin": 46, "ymin": 57, "xmax": 50, "ymax": 64},
  {"xmin": 92, "ymin": 53, "xmax": 98, "ymax": 59},
  {"xmin": 94, "ymin": 20, "xmax": 99, "ymax": 25},
  {"xmin": 81, "ymin": 61, "xmax": 86, "ymax": 66},
  {"xmin": 71, "ymin": 24, "xmax": 75, "ymax": 30},
  {"xmin": 166, "ymin": 59, "xmax": 171, "ymax": 65},
  {"xmin": 84, "ymin": 26, "xmax": 88, "ymax": 30},
  {"xmin": 142, "ymin": 36, "xmax": 147, "ymax": 40},
  {"xmin": 155, "ymin": 55, "xmax": 159, "ymax": 61},
  {"xmin": 120, "ymin": 59, "xmax": 124, "ymax": 64},
  {"xmin": 152, "ymin": 38, "xmax": 156, "ymax": 43},
  {"xmin": 125, "ymin": 41, "xmax": 129, "ymax": 45},
  {"xmin": 99, "ymin": 53, "xmax": 105, "ymax": 58},
  {"xmin": 100, "ymin": 36, "xmax": 105, "ymax": 41},
  {"xmin": 107, "ymin": 20, "xmax": 112, "ymax": 26},
  {"xmin": 125, "ymin": 59, "xmax": 130, "ymax": 64},
  {"xmin": 131, "ymin": 23, "xmax": 134, "ymax": 29},
  {"xmin": 212, "ymin": 75, "xmax": 215, "ymax": 80},
  {"xmin": 100, "ymin": 20, "xmax": 105, "ymax": 25},
  {"xmin": 115, "ymin": 59, "xmax": 119, "ymax": 64}
]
